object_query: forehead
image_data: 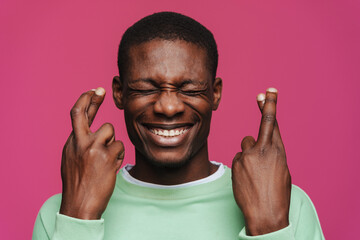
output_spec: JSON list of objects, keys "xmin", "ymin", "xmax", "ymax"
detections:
[{"xmin": 126, "ymin": 39, "xmax": 211, "ymax": 83}]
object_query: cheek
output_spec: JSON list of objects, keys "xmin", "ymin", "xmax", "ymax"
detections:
[
  {"xmin": 125, "ymin": 96, "xmax": 155, "ymax": 117},
  {"xmin": 123, "ymin": 97, "xmax": 150, "ymax": 139},
  {"xmin": 182, "ymin": 96, "xmax": 213, "ymax": 118}
]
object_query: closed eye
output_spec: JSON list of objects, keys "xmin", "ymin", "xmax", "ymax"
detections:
[
  {"xmin": 179, "ymin": 89, "xmax": 207, "ymax": 96},
  {"xmin": 128, "ymin": 87, "xmax": 160, "ymax": 95}
]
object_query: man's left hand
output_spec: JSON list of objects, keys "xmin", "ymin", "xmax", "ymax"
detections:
[{"xmin": 232, "ymin": 88, "xmax": 292, "ymax": 236}]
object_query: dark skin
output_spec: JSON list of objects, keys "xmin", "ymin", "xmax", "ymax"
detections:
[
  {"xmin": 60, "ymin": 88, "xmax": 124, "ymax": 220},
  {"xmin": 59, "ymin": 39, "xmax": 291, "ymax": 236},
  {"xmin": 232, "ymin": 90, "xmax": 291, "ymax": 235},
  {"xmin": 113, "ymin": 40, "xmax": 221, "ymax": 184}
]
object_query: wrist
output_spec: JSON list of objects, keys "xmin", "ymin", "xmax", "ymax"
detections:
[
  {"xmin": 245, "ymin": 215, "xmax": 289, "ymax": 236},
  {"xmin": 60, "ymin": 198, "xmax": 103, "ymax": 220}
]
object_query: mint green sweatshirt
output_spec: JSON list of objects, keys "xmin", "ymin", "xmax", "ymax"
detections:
[{"xmin": 33, "ymin": 165, "xmax": 324, "ymax": 240}]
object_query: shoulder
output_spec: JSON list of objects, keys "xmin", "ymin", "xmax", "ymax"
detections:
[
  {"xmin": 290, "ymin": 184, "xmax": 317, "ymax": 209},
  {"xmin": 289, "ymin": 185, "xmax": 323, "ymax": 232},
  {"xmin": 38, "ymin": 194, "xmax": 62, "ymax": 227},
  {"xmin": 39, "ymin": 193, "xmax": 62, "ymax": 214},
  {"xmin": 33, "ymin": 194, "xmax": 62, "ymax": 238}
]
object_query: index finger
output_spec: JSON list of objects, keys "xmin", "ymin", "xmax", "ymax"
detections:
[
  {"xmin": 70, "ymin": 88, "xmax": 105, "ymax": 138},
  {"xmin": 87, "ymin": 87, "xmax": 106, "ymax": 126},
  {"xmin": 256, "ymin": 88, "xmax": 278, "ymax": 146}
]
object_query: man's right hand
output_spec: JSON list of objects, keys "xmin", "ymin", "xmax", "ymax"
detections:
[{"xmin": 59, "ymin": 87, "xmax": 124, "ymax": 220}]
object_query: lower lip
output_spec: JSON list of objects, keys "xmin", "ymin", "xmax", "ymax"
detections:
[{"xmin": 142, "ymin": 126, "xmax": 193, "ymax": 147}]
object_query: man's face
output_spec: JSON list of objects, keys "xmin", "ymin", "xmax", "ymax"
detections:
[{"xmin": 113, "ymin": 39, "xmax": 222, "ymax": 167}]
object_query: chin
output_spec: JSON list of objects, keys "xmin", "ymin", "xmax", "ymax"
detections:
[{"xmin": 144, "ymin": 150, "xmax": 192, "ymax": 169}]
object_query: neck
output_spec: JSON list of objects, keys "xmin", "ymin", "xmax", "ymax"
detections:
[{"xmin": 129, "ymin": 144, "xmax": 218, "ymax": 185}]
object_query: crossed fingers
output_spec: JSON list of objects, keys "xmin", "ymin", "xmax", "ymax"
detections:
[
  {"xmin": 70, "ymin": 87, "xmax": 124, "ymax": 160},
  {"xmin": 233, "ymin": 88, "xmax": 291, "ymax": 235},
  {"xmin": 70, "ymin": 88, "xmax": 105, "ymax": 138},
  {"xmin": 60, "ymin": 87, "xmax": 125, "ymax": 220},
  {"xmin": 257, "ymin": 88, "xmax": 283, "ymax": 146},
  {"xmin": 241, "ymin": 88, "xmax": 283, "ymax": 152}
]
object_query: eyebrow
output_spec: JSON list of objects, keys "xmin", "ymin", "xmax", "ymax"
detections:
[
  {"xmin": 130, "ymin": 78, "xmax": 207, "ymax": 87},
  {"xmin": 129, "ymin": 78, "xmax": 157, "ymax": 85},
  {"xmin": 180, "ymin": 79, "xmax": 207, "ymax": 87}
]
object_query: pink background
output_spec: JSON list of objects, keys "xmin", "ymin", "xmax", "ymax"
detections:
[{"xmin": 1, "ymin": 0, "xmax": 359, "ymax": 239}]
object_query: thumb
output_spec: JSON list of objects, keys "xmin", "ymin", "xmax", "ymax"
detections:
[{"xmin": 232, "ymin": 152, "xmax": 243, "ymax": 168}]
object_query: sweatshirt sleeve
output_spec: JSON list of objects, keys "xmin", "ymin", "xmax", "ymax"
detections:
[
  {"xmin": 32, "ymin": 194, "xmax": 105, "ymax": 240},
  {"xmin": 238, "ymin": 185, "xmax": 325, "ymax": 240},
  {"xmin": 238, "ymin": 224, "xmax": 295, "ymax": 240},
  {"xmin": 51, "ymin": 213, "xmax": 104, "ymax": 240},
  {"xmin": 33, "ymin": 208, "xmax": 51, "ymax": 240}
]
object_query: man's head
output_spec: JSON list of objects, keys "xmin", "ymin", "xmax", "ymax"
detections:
[
  {"xmin": 117, "ymin": 11, "xmax": 218, "ymax": 81},
  {"xmin": 112, "ymin": 12, "xmax": 222, "ymax": 168}
]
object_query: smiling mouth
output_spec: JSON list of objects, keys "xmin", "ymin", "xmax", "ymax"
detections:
[
  {"xmin": 149, "ymin": 127, "xmax": 190, "ymax": 137},
  {"xmin": 142, "ymin": 123, "xmax": 193, "ymax": 138},
  {"xmin": 139, "ymin": 122, "xmax": 196, "ymax": 148}
]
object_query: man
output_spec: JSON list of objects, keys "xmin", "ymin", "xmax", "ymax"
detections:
[{"xmin": 33, "ymin": 12, "xmax": 324, "ymax": 239}]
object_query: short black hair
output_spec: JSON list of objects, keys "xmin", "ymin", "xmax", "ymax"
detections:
[{"xmin": 117, "ymin": 11, "xmax": 218, "ymax": 80}]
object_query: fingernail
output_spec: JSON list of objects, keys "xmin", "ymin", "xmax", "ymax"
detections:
[
  {"xmin": 91, "ymin": 89, "xmax": 96, "ymax": 91},
  {"xmin": 266, "ymin": 87, "xmax": 278, "ymax": 93},
  {"xmin": 257, "ymin": 93, "xmax": 265, "ymax": 101},
  {"xmin": 95, "ymin": 87, "xmax": 105, "ymax": 96}
]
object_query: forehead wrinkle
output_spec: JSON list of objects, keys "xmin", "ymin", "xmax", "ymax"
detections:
[{"xmin": 127, "ymin": 39, "xmax": 209, "ymax": 84}]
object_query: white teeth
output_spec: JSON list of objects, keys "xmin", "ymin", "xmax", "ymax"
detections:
[{"xmin": 150, "ymin": 128, "xmax": 188, "ymax": 137}]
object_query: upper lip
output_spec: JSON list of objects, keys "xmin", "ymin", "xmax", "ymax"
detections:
[{"xmin": 141, "ymin": 123, "xmax": 194, "ymax": 130}]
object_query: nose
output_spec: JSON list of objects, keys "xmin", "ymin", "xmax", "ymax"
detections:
[{"xmin": 153, "ymin": 90, "xmax": 185, "ymax": 117}]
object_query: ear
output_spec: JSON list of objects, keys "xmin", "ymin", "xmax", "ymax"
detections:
[
  {"xmin": 212, "ymin": 77, "xmax": 222, "ymax": 110},
  {"xmin": 112, "ymin": 76, "xmax": 124, "ymax": 109}
]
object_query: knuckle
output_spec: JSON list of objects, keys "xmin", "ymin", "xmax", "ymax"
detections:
[
  {"xmin": 88, "ymin": 147, "xmax": 108, "ymax": 159},
  {"xmin": 266, "ymin": 98, "xmax": 277, "ymax": 104},
  {"xmin": 242, "ymin": 153, "xmax": 252, "ymax": 162},
  {"xmin": 241, "ymin": 136, "xmax": 250, "ymax": 142},
  {"xmin": 75, "ymin": 144, "xmax": 85, "ymax": 156},
  {"xmin": 103, "ymin": 122, "xmax": 115, "ymax": 132},
  {"xmin": 262, "ymin": 113, "xmax": 276, "ymax": 123},
  {"xmin": 243, "ymin": 136, "xmax": 255, "ymax": 144},
  {"xmin": 232, "ymin": 152, "xmax": 242, "ymax": 166},
  {"xmin": 241, "ymin": 136, "xmax": 255, "ymax": 151},
  {"xmin": 258, "ymin": 146, "xmax": 267, "ymax": 157},
  {"xmin": 117, "ymin": 149, "xmax": 125, "ymax": 160},
  {"xmin": 74, "ymin": 139, "xmax": 90, "ymax": 154},
  {"xmin": 117, "ymin": 141, "xmax": 125, "ymax": 151},
  {"xmin": 89, "ymin": 102, "xmax": 99, "ymax": 111},
  {"xmin": 233, "ymin": 152, "xmax": 242, "ymax": 160},
  {"xmin": 111, "ymin": 141, "xmax": 125, "ymax": 159},
  {"xmin": 90, "ymin": 98, "xmax": 101, "ymax": 106},
  {"xmin": 70, "ymin": 107, "xmax": 82, "ymax": 118}
]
